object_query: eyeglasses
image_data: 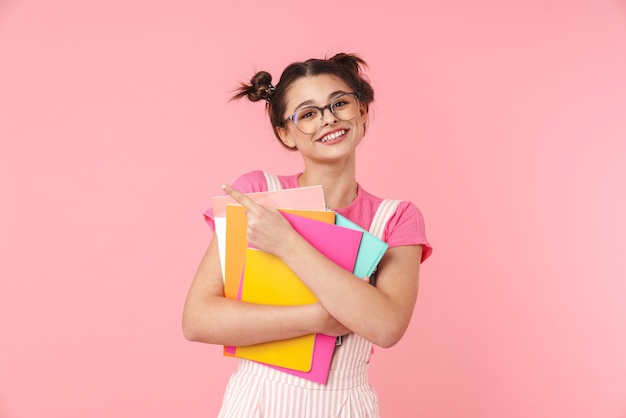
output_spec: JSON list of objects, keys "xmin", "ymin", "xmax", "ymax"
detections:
[{"xmin": 284, "ymin": 92, "xmax": 361, "ymax": 134}]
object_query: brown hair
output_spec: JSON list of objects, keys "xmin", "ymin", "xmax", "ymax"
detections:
[{"xmin": 232, "ymin": 53, "xmax": 375, "ymax": 149}]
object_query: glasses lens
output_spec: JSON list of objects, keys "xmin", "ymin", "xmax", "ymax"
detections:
[
  {"xmin": 292, "ymin": 93, "xmax": 359, "ymax": 134},
  {"xmin": 293, "ymin": 107, "xmax": 321, "ymax": 134},
  {"xmin": 331, "ymin": 93, "xmax": 359, "ymax": 122}
]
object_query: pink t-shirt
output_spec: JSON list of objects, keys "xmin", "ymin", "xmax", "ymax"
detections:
[{"xmin": 204, "ymin": 170, "xmax": 432, "ymax": 262}]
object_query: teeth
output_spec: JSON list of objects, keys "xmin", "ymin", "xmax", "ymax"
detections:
[{"xmin": 319, "ymin": 130, "xmax": 345, "ymax": 142}]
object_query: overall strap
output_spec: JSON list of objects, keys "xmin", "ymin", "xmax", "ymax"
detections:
[
  {"xmin": 367, "ymin": 199, "xmax": 401, "ymax": 287},
  {"xmin": 369, "ymin": 199, "xmax": 401, "ymax": 240},
  {"xmin": 263, "ymin": 171, "xmax": 282, "ymax": 192}
]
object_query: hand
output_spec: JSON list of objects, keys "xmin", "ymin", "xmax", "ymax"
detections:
[{"xmin": 222, "ymin": 184, "xmax": 297, "ymax": 257}]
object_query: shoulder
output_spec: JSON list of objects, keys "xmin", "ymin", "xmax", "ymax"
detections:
[
  {"xmin": 384, "ymin": 200, "xmax": 432, "ymax": 261},
  {"xmin": 386, "ymin": 201, "xmax": 427, "ymax": 240},
  {"xmin": 358, "ymin": 187, "xmax": 432, "ymax": 261},
  {"xmin": 231, "ymin": 170, "xmax": 269, "ymax": 193},
  {"xmin": 357, "ymin": 188, "xmax": 422, "ymax": 235}
]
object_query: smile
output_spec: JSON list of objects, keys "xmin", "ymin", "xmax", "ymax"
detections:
[{"xmin": 318, "ymin": 130, "xmax": 346, "ymax": 143}]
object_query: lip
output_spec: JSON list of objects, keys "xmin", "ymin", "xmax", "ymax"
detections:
[{"xmin": 315, "ymin": 128, "xmax": 349, "ymax": 144}]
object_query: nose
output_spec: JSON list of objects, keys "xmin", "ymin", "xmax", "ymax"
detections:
[{"xmin": 320, "ymin": 105, "xmax": 337, "ymax": 125}]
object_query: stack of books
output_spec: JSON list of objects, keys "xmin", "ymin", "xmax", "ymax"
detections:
[{"xmin": 211, "ymin": 187, "xmax": 388, "ymax": 384}]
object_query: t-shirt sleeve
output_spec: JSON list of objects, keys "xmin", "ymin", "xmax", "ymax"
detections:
[
  {"xmin": 383, "ymin": 201, "xmax": 432, "ymax": 262},
  {"xmin": 202, "ymin": 170, "xmax": 268, "ymax": 231}
]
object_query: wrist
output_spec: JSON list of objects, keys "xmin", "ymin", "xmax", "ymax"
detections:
[{"xmin": 274, "ymin": 228, "xmax": 308, "ymax": 261}]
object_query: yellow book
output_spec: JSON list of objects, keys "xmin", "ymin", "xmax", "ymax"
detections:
[
  {"xmin": 236, "ymin": 248, "xmax": 318, "ymax": 372},
  {"xmin": 233, "ymin": 210, "xmax": 363, "ymax": 373},
  {"xmin": 223, "ymin": 205, "xmax": 335, "ymax": 360}
]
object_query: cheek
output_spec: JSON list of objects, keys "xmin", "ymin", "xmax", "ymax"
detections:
[
  {"xmin": 354, "ymin": 115, "xmax": 367, "ymax": 136},
  {"xmin": 286, "ymin": 133, "xmax": 308, "ymax": 149}
]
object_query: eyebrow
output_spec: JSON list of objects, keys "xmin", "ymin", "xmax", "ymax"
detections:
[{"xmin": 292, "ymin": 90, "xmax": 348, "ymax": 111}]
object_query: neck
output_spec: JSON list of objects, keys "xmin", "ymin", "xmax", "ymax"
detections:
[{"xmin": 298, "ymin": 162, "xmax": 358, "ymax": 210}]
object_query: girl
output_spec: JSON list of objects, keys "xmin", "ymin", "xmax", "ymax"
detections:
[{"xmin": 183, "ymin": 53, "xmax": 432, "ymax": 417}]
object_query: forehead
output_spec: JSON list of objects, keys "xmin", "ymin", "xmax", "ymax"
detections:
[{"xmin": 284, "ymin": 74, "xmax": 351, "ymax": 110}]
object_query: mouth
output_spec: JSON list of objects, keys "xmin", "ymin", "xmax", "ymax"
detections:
[{"xmin": 317, "ymin": 129, "xmax": 347, "ymax": 143}]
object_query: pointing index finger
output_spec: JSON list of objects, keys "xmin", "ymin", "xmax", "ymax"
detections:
[{"xmin": 221, "ymin": 184, "xmax": 259, "ymax": 211}]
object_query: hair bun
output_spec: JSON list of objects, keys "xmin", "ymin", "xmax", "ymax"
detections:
[
  {"xmin": 231, "ymin": 71, "xmax": 274, "ymax": 103},
  {"xmin": 249, "ymin": 71, "xmax": 274, "ymax": 102},
  {"xmin": 329, "ymin": 53, "xmax": 367, "ymax": 75}
]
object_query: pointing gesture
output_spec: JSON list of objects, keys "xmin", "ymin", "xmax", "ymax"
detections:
[
  {"xmin": 221, "ymin": 184, "xmax": 298, "ymax": 257},
  {"xmin": 221, "ymin": 183, "xmax": 264, "ymax": 211}
]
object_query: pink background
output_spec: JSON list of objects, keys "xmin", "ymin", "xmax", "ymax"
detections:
[{"xmin": 1, "ymin": 0, "xmax": 625, "ymax": 417}]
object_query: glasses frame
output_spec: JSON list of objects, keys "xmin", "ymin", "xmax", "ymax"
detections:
[{"xmin": 284, "ymin": 92, "xmax": 361, "ymax": 134}]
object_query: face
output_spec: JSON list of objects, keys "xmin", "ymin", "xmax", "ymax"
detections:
[{"xmin": 276, "ymin": 74, "xmax": 368, "ymax": 162}]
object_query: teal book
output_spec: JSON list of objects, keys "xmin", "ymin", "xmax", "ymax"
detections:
[{"xmin": 334, "ymin": 214, "xmax": 389, "ymax": 279}]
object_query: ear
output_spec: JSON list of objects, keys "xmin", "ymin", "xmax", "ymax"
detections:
[
  {"xmin": 277, "ymin": 126, "xmax": 297, "ymax": 149},
  {"xmin": 359, "ymin": 102, "xmax": 368, "ymax": 124}
]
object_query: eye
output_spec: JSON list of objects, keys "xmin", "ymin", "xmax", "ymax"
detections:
[
  {"xmin": 296, "ymin": 107, "xmax": 319, "ymax": 120},
  {"xmin": 332, "ymin": 100, "xmax": 348, "ymax": 109},
  {"xmin": 331, "ymin": 93, "xmax": 355, "ymax": 109}
]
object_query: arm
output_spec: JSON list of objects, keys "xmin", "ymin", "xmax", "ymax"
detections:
[
  {"xmin": 280, "ymin": 237, "xmax": 421, "ymax": 348},
  {"xmin": 222, "ymin": 184, "xmax": 422, "ymax": 348},
  {"xmin": 181, "ymin": 234, "xmax": 349, "ymax": 346}
]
